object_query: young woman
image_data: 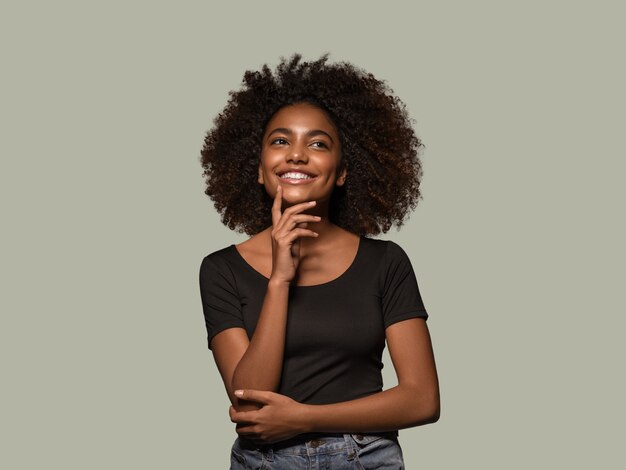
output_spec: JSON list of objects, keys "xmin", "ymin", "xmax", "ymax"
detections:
[{"xmin": 199, "ymin": 54, "xmax": 439, "ymax": 469}]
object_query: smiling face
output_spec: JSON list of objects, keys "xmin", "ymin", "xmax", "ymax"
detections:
[{"xmin": 258, "ymin": 102, "xmax": 346, "ymax": 210}]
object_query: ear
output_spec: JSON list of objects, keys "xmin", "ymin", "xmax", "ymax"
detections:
[
  {"xmin": 258, "ymin": 164, "xmax": 264, "ymax": 184},
  {"xmin": 336, "ymin": 167, "xmax": 347, "ymax": 186}
]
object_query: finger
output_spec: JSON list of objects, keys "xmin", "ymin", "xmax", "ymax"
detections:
[
  {"xmin": 292, "ymin": 222, "xmax": 306, "ymax": 239},
  {"xmin": 235, "ymin": 423, "xmax": 252, "ymax": 432},
  {"xmin": 230, "ymin": 409, "xmax": 256, "ymax": 424},
  {"xmin": 273, "ymin": 216, "xmax": 321, "ymax": 238},
  {"xmin": 235, "ymin": 423, "xmax": 257, "ymax": 435},
  {"xmin": 273, "ymin": 200, "xmax": 317, "ymax": 233},
  {"xmin": 275, "ymin": 200, "xmax": 318, "ymax": 229},
  {"xmin": 234, "ymin": 389, "xmax": 275, "ymax": 404},
  {"xmin": 271, "ymin": 185, "xmax": 283, "ymax": 227},
  {"xmin": 284, "ymin": 214, "xmax": 321, "ymax": 228},
  {"xmin": 278, "ymin": 228, "xmax": 320, "ymax": 244},
  {"xmin": 281, "ymin": 199, "xmax": 317, "ymax": 217}
]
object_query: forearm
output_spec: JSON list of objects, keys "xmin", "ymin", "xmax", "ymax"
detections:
[
  {"xmin": 231, "ymin": 279, "xmax": 290, "ymax": 393},
  {"xmin": 301, "ymin": 384, "xmax": 440, "ymax": 434}
]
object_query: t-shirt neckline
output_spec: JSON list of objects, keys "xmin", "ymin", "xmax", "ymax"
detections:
[{"xmin": 230, "ymin": 235, "xmax": 365, "ymax": 288}]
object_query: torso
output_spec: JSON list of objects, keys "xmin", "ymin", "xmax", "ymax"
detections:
[
  {"xmin": 202, "ymin": 235, "xmax": 428, "ymax": 404},
  {"xmin": 234, "ymin": 226, "xmax": 361, "ymax": 287}
]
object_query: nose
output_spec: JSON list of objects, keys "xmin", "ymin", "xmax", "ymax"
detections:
[{"xmin": 287, "ymin": 142, "xmax": 308, "ymax": 164}]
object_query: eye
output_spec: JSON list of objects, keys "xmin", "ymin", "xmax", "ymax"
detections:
[
  {"xmin": 310, "ymin": 141, "xmax": 328, "ymax": 149},
  {"xmin": 271, "ymin": 137, "xmax": 288, "ymax": 145}
]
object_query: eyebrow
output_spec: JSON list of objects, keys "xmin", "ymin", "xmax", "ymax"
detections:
[{"xmin": 267, "ymin": 128, "xmax": 335, "ymax": 144}]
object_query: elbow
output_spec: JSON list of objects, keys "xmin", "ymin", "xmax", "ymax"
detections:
[
  {"xmin": 428, "ymin": 399, "xmax": 441, "ymax": 424},
  {"xmin": 421, "ymin": 380, "xmax": 441, "ymax": 424},
  {"xmin": 426, "ymin": 386, "xmax": 441, "ymax": 423},
  {"xmin": 407, "ymin": 386, "xmax": 440, "ymax": 426},
  {"xmin": 419, "ymin": 395, "xmax": 440, "ymax": 425}
]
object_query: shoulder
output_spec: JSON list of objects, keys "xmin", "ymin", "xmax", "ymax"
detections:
[
  {"xmin": 361, "ymin": 236, "xmax": 410, "ymax": 264},
  {"xmin": 359, "ymin": 237, "xmax": 414, "ymax": 290},
  {"xmin": 199, "ymin": 244, "xmax": 239, "ymax": 279},
  {"xmin": 201, "ymin": 244, "xmax": 235, "ymax": 264}
]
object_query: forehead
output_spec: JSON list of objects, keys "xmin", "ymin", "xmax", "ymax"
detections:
[{"xmin": 264, "ymin": 103, "xmax": 338, "ymax": 134}]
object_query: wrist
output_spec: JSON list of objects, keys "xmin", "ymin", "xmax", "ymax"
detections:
[
  {"xmin": 268, "ymin": 277, "xmax": 291, "ymax": 290},
  {"xmin": 298, "ymin": 403, "xmax": 317, "ymax": 434}
]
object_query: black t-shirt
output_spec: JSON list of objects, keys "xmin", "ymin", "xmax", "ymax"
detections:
[{"xmin": 198, "ymin": 236, "xmax": 428, "ymax": 405}]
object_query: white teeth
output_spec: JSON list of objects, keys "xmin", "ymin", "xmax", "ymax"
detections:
[{"xmin": 280, "ymin": 172, "xmax": 313, "ymax": 179}]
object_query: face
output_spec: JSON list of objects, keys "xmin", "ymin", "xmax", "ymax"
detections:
[{"xmin": 258, "ymin": 102, "xmax": 346, "ymax": 209}]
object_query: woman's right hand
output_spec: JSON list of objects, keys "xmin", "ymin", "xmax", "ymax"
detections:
[{"xmin": 269, "ymin": 185, "xmax": 321, "ymax": 285}]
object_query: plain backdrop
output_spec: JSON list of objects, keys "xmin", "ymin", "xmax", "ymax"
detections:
[{"xmin": 2, "ymin": 1, "xmax": 624, "ymax": 468}]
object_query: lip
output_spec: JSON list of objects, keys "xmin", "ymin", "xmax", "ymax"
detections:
[{"xmin": 276, "ymin": 169, "xmax": 318, "ymax": 185}]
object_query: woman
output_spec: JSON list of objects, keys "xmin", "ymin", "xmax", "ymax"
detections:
[{"xmin": 199, "ymin": 54, "xmax": 439, "ymax": 469}]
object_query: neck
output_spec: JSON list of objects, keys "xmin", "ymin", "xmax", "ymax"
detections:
[
  {"xmin": 286, "ymin": 196, "xmax": 335, "ymax": 236},
  {"xmin": 297, "ymin": 198, "xmax": 340, "ymax": 246},
  {"xmin": 302, "ymin": 216, "xmax": 336, "ymax": 244}
]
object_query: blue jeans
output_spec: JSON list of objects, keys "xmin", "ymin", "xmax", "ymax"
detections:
[{"xmin": 230, "ymin": 433, "xmax": 404, "ymax": 469}]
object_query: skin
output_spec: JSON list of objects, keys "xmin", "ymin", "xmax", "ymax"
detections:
[{"xmin": 209, "ymin": 102, "xmax": 440, "ymax": 444}]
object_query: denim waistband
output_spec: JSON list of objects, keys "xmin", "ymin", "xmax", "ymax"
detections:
[{"xmin": 239, "ymin": 430, "xmax": 399, "ymax": 451}]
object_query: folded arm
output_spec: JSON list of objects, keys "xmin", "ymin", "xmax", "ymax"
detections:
[{"xmin": 229, "ymin": 317, "xmax": 440, "ymax": 443}]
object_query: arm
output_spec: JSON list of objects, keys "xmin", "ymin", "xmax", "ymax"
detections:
[
  {"xmin": 210, "ymin": 279, "xmax": 289, "ymax": 406},
  {"xmin": 210, "ymin": 186, "xmax": 320, "ymax": 409},
  {"xmin": 230, "ymin": 317, "xmax": 440, "ymax": 443}
]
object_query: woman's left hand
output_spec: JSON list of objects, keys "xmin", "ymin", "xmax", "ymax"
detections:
[{"xmin": 229, "ymin": 390, "xmax": 310, "ymax": 444}]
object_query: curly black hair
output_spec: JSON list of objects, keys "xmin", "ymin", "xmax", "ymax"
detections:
[{"xmin": 200, "ymin": 53, "xmax": 424, "ymax": 236}]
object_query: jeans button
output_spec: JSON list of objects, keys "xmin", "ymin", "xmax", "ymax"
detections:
[
  {"xmin": 309, "ymin": 439, "xmax": 323, "ymax": 448},
  {"xmin": 355, "ymin": 434, "xmax": 364, "ymax": 441}
]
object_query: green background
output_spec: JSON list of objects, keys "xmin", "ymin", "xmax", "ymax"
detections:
[{"xmin": 2, "ymin": 1, "xmax": 624, "ymax": 468}]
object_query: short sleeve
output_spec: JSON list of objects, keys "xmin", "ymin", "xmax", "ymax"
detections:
[
  {"xmin": 381, "ymin": 241, "xmax": 429, "ymax": 328},
  {"xmin": 198, "ymin": 255, "xmax": 245, "ymax": 349}
]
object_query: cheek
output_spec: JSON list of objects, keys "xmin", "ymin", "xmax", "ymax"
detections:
[
  {"xmin": 258, "ymin": 153, "xmax": 269, "ymax": 172},
  {"xmin": 259, "ymin": 163, "xmax": 272, "ymax": 178},
  {"xmin": 259, "ymin": 149, "xmax": 279, "ymax": 169}
]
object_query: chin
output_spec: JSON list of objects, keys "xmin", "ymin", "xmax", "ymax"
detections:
[
  {"xmin": 281, "ymin": 194, "xmax": 309, "ymax": 206},
  {"xmin": 278, "ymin": 186, "xmax": 310, "ymax": 198}
]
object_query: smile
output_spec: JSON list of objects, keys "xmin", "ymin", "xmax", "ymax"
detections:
[{"xmin": 277, "ymin": 171, "xmax": 318, "ymax": 184}]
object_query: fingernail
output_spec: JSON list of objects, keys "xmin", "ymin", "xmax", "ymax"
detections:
[
  {"xmin": 234, "ymin": 390, "xmax": 243, "ymax": 397},
  {"xmin": 309, "ymin": 201, "xmax": 316, "ymax": 205}
]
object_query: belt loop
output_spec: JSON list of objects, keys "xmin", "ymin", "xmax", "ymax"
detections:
[{"xmin": 343, "ymin": 433, "xmax": 356, "ymax": 461}]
